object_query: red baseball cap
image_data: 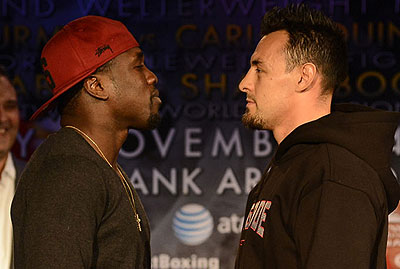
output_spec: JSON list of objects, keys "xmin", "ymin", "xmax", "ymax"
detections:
[{"xmin": 31, "ymin": 16, "xmax": 139, "ymax": 120}]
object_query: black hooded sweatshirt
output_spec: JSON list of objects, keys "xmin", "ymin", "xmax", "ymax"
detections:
[{"xmin": 235, "ymin": 104, "xmax": 400, "ymax": 269}]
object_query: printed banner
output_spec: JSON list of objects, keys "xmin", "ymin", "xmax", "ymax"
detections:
[{"xmin": 2, "ymin": 0, "xmax": 400, "ymax": 268}]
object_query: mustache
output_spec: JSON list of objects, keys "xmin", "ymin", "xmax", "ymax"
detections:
[
  {"xmin": 246, "ymin": 95, "xmax": 256, "ymax": 103},
  {"xmin": 151, "ymin": 88, "xmax": 159, "ymax": 98}
]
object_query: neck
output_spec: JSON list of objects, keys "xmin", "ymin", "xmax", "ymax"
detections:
[
  {"xmin": 273, "ymin": 100, "xmax": 331, "ymax": 144},
  {"xmin": 62, "ymin": 120, "xmax": 128, "ymax": 167},
  {"xmin": 0, "ymin": 153, "xmax": 8, "ymax": 175}
]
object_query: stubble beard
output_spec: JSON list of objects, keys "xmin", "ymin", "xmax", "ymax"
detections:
[
  {"xmin": 147, "ymin": 97, "xmax": 161, "ymax": 130},
  {"xmin": 147, "ymin": 113, "xmax": 161, "ymax": 129},
  {"xmin": 110, "ymin": 74, "xmax": 161, "ymax": 130},
  {"xmin": 241, "ymin": 108, "xmax": 267, "ymax": 130}
]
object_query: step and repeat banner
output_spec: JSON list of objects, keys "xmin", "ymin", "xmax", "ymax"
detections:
[{"xmin": 2, "ymin": 0, "xmax": 400, "ymax": 268}]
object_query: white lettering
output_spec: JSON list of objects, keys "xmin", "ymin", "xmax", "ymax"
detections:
[
  {"xmin": 152, "ymin": 128, "xmax": 176, "ymax": 158},
  {"xmin": 217, "ymin": 214, "xmax": 243, "ymax": 234},
  {"xmin": 152, "ymin": 254, "xmax": 220, "ymax": 269},
  {"xmin": 245, "ymin": 167, "xmax": 261, "ymax": 193},
  {"xmin": 152, "ymin": 168, "xmax": 177, "ymax": 195},
  {"xmin": 216, "ymin": 168, "xmax": 241, "ymax": 194},
  {"xmin": 211, "ymin": 128, "xmax": 243, "ymax": 157},
  {"xmin": 119, "ymin": 129, "xmax": 145, "ymax": 158},
  {"xmin": 254, "ymin": 130, "xmax": 272, "ymax": 157},
  {"xmin": 182, "ymin": 168, "xmax": 202, "ymax": 195},
  {"xmin": 185, "ymin": 128, "xmax": 202, "ymax": 157},
  {"xmin": 130, "ymin": 169, "xmax": 149, "ymax": 195}
]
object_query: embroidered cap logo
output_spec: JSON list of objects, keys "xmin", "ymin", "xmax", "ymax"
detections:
[
  {"xmin": 41, "ymin": 57, "xmax": 56, "ymax": 89},
  {"xmin": 95, "ymin": 44, "xmax": 113, "ymax": 57}
]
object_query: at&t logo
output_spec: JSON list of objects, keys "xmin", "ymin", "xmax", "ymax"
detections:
[{"xmin": 172, "ymin": 203, "xmax": 214, "ymax": 246}]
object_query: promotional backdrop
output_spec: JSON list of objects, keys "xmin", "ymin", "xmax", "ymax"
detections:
[{"xmin": 2, "ymin": 0, "xmax": 400, "ymax": 268}]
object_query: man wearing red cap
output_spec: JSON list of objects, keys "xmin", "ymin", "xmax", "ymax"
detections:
[{"xmin": 11, "ymin": 16, "xmax": 161, "ymax": 268}]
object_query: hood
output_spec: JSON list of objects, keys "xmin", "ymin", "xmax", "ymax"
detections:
[{"xmin": 275, "ymin": 103, "xmax": 400, "ymax": 213}]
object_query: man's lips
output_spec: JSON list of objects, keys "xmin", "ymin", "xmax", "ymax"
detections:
[
  {"xmin": 0, "ymin": 126, "xmax": 9, "ymax": 135},
  {"xmin": 151, "ymin": 89, "xmax": 162, "ymax": 104},
  {"xmin": 151, "ymin": 89, "xmax": 159, "ymax": 98},
  {"xmin": 246, "ymin": 98, "xmax": 256, "ymax": 104}
]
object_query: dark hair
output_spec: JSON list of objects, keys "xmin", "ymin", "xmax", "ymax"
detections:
[
  {"xmin": 261, "ymin": 4, "xmax": 347, "ymax": 93},
  {"xmin": 0, "ymin": 65, "xmax": 11, "ymax": 81},
  {"xmin": 56, "ymin": 80, "xmax": 83, "ymax": 115},
  {"xmin": 57, "ymin": 59, "xmax": 114, "ymax": 115}
]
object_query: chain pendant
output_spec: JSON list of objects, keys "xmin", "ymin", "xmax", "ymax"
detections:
[
  {"xmin": 135, "ymin": 213, "xmax": 142, "ymax": 232},
  {"xmin": 65, "ymin": 126, "xmax": 143, "ymax": 232}
]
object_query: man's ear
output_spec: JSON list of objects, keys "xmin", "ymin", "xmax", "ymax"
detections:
[
  {"xmin": 83, "ymin": 76, "xmax": 109, "ymax": 100},
  {"xmin": 296, "ymin": 63, "xmax": 317, "ymax": 93}
]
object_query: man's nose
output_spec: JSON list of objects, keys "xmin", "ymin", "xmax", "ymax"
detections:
[
  {"xmin": 0, "ymin": 106, "xmax": 6, "ymax": 122},
  {"xmin": 239, "ymin": 69, "xmax": 251, "ymax": 93}
]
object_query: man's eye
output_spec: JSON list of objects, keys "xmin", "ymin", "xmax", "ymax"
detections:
[
  {"xmin": 255, "ymin": 68, "xmax": 261, "ymax": 73},
  {"xmin": 4, "ymin": 102, "xmax": 18, "ymax": 111},
  {"xmin": 134, "ymin": 65, "xmax": 144, "ymax": 69}
]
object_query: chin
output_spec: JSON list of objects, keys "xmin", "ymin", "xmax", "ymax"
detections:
[
  {"xmin": 0, "ymin": 143, "xmax": 11, "ymax": 158},
  {"xmin": 147, "ymin": 113, "xmax": 161, "ymax": 129},
  {"xmin": 128, "ymin": 113, "xmax": 161, "ymax": 130},
  {"xmin": 241, "ymin": 112, "xmax": 266, "ymax": 130}
]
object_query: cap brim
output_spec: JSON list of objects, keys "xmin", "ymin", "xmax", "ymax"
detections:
[{"xmin": 29, "ymin": 88, "xmax": 68, "ymax": 120}]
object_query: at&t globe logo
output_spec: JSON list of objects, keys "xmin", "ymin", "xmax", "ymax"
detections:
[{"xmin": 172, "ymin": 203, "xmax": 214, "ymax": 246}]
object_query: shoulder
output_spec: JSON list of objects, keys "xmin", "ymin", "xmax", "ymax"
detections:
[
  {"xmin": 277, "ymin": 143, "xmax": 384, "ymax": 199},
  {"xmin": 13, "ymin": 153, "xmax": 111, "ymax": 222},
  {"xmin": 324, "ymin": 143, "xmax": 381, "ymax": 189},
  {"xmin": 21, "ymin": 154, "xmax": 107, "ymax": 192},
  {"xmin": 282, "ymin": 143, "xmax": 380, "ymax": 185},
  {"xmin": 324, "ymin": 144, "xmax": 386, "ymax": 210},
  {"xmin": 17, "ymin": 129, "xmax": 110, "ymax": 195},
  {"xmin": 276, "ymin": 144, "xmax": 331, "ymax": 180},
  {"xmin": 25, "ymin": 127, "xmax": 106, "ymax": 175}
]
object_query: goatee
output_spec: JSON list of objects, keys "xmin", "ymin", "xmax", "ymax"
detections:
[
  {"xmin": 241, "ymin": 108, "xmax": 265, "ymax": 130},
  {"xmin": 147, "ymin": 113, "xmax": 161, "ymax": 129}
]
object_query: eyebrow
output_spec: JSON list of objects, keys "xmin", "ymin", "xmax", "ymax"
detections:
[
  {"xmin": 134, "ymin": 51, "xmax": 144, "ymax": 61},
  {"xmin": 4, "ymin": 99, "xmax": 18, "ymax": 107},
  {"xmin": 251, "ymin": 58, "xmax": 267, "ymax": 68},
  {"xmin": 251, "ymin": 59, "xmax": 262, "ymax": 66},
  {"xmin": 251, "ymin": 57, "xmax": 272, "ymax": 71}
]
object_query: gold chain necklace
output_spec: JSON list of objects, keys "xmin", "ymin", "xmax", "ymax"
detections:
[{"xmin": 65, "ymin": 125, "xmax": 142, "ymax": 232}]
